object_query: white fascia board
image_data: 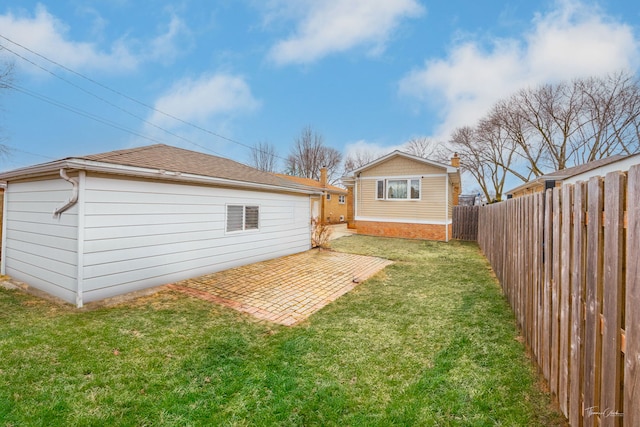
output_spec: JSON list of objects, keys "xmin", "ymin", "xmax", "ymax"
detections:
[
  {"xmin": 0, "ymin": 159, "xmax": 321, "ymax": 196},
  {"xmin": 350, "ymin": 150, "xmax": 457, "ymax": 175},
  {"xmin": 358, "ymin": 174, "xmax": 447, "ymax": 180}
]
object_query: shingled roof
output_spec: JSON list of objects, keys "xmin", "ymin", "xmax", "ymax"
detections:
[
  {"xmin": 0, "ymin": 144, "xmax": 318, "ymax": 194},
  {"xmin": 275, "ymin": 174, "xmax": 347, "ymax": 194},
  {"xmin": 506, "ymin": 152, "xmax": 640, "ymax": 196},
  {"xmin": 80, "ymin": 144, "xmax": 294, "ymax": 187}
]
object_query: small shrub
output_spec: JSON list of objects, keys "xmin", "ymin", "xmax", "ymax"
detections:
[{"xmin": 311, "ymin": 218, "xmax": 333, "ymax": 249}]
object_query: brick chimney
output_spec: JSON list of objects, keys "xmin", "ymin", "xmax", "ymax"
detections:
[
  {"xmin": 451, "ymin": 152, "xmax": 460, "ymax": 168},
  {"xmin": 320, "ymin": 167, "xmax": 328, "ymax": 187}
]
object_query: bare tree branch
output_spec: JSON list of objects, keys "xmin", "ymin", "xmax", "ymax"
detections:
[
  {"xmin": 343, "ymin": 149, "xmax": 376, "ymax": 173},
  {"xmin": 452, "ymin": 70, "xmax": 640, "ymax": 199},
  {"xmin": 403, "ymin": 137, "xmax": 437, "ymax": 158},
  {"xmin": 249, "ymin": 141, "xmax": 279, "ymax": 172},
  {"xmin": 285, "ymin": 126, "xmax": 342, "ymax": 184},
  {"xmin": 0, "ymin": 57, "xmax": 15, "ymax": 156}
]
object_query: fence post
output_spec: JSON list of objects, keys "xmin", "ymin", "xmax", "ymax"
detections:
[
  {"xmin": 625, "ymin": 165, "xmax": 640, "ymax": 426},
  {"xmin": 584, "ymin": 176, "xmax": 604, "ymax": 427},
  {"xmin": 601, "ymin": 172, "xmax": 625, "ymax": 427}
]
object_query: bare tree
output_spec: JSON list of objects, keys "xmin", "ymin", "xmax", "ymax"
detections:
[
  {"xmin": 453, "ymin": 71, "xmax": 640, "ymax": 198},
  {"xmin": 249, "ymin": 141, "xmax": 279, "ymax": 172},
  {"xmin": 402, "ymin": 136, "xmax": 438, "ymax": 158},
  {"xmin": 573, "ymin": 71, "xmax": 640, "ymax": 162},
  {"xmin": 343, "ymin": 149, "xmax": 376, "ymax": 173},
  {"xmin": 285, "ymin": 126, "xmax": 342, "ymax": 183},
  {"xmin": 497, "ymin": 72, "xmax": 640, "ymax": 177},
  {"xmin": 0, "ymin": 58, "xmax": 15, "ymax": 156},
  {"xmin": 450, "ymin": 118, "xmax": 520, "ymax": 203},
  {"xmin": 0, "ymin": 61, "xmax": 12, "ymax": 90}
]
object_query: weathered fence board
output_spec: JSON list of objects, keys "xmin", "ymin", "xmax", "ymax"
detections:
[
  {"xmin": 601, "ymin": 172, "xmax": 625, "ymax": 427},
  {"xmin": 477, "ymin": 165, "xmax": 638, "ymax": 427},
  {"xmin": 559, "ymin": 184, "xmax": 573, "ymax": 415},
  {"xmin": 569, "ymin": 181, "xmax": 586, "ymax": 427},
  {"xmin": 543, "ymin": 189, "xmax": 553, "ymax": 382},
  {"xmin": 584, "ymin": 177, "xmax": 604, "ymax": 427},
  {"xmin": 452, "ymin": 206, "xmax": 479, "ymax": 241},
  {"xmin": 625, "ymin": 164, "xmax": 640, "ymax": 426},
  {"xmin": 551, "ymin": 188, "xmax": 562, "ymax": 397}
]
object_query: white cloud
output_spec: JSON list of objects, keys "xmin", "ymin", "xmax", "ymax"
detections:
[
  {"xmin": 148, "ymin": 73, "xmax": 261, "ymax": 129},
  {"xmin": 399, "ymin": 0, "xmax": 640, "ymax": 139},
  {"xmin": 266, "ymin": 0, "xmax": 424, "ymax": 65},
  {"xmin": 342, "ymin": 138, "xmax": 407, "ymax": 164},
  {"xmin": 0, "ymin": 4, "xmax": 190, "ymax": 74},
  {"xmin": 145, "ymin": 13, "xmax": 193, "ymax": 65}
]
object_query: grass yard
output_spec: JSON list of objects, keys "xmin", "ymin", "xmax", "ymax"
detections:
[{"xmin": 0, "ymin": 236, "xmax": 565, "ymax": 426}]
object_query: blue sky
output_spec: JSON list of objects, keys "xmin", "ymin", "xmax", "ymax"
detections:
[{"xmin": 0, "ymin": 0, "xmax": 638, "ymax": 184}]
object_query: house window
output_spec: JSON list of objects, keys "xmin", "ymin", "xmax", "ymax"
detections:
[
  {"xmin": 326, "ymin": 193, "xmax": 331, "ymax": 201},
  {"xmin": 376, "ymin": 180, "xmax": 385, "ymax": 199},
  {"xmin": 377, "ymin": 179, "xmax": 420, "ymax": 200},
  {"xmin": 338, "ymin": 195, "xmax": 346, "ymax": 204},
  {"xmin": 226, "ymin": 205, "xmax": 259, "ymax": 232}
]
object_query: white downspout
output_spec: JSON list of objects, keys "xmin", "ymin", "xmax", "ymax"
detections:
[
  {"xmin": 445, "ymin": 175, "xmax": 449, "ymax": 242},
  {"xmin": 53, "ymin": 169, "xmax": 78, "ymax": 217},
  {"xmin": 1, "ymin": 186, "xmax": 8, "ymax": 275}
]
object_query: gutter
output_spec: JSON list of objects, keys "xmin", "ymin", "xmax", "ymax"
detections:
[
  {"xmin": 53, "ymin": 169, "xmax": 78, "ymax": 217},
  {"xmin": 0, "ymin": 159, "xmax": 321, "ymax": 196}
]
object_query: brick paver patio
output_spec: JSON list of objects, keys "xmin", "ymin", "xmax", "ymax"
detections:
[{"xmin": 167, "ymin": 249, "xmax": 392, "ymax": 326}]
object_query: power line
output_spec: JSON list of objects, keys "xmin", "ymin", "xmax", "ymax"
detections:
[
  {"xmin": 9, "ymin": 83, "xmax": 172, "ymax": 146},
  {"xmin": 0, "ymin": 42, "xmax": 225, "ymax": 157},
  {"xmin": 0, "ymin": 33, "xmax": 289, "ymax": 162}
]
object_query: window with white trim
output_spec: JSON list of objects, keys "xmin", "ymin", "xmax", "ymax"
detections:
[
  {"xmin": 376, "ymin": 180, "xmax": 385, "ymax": 199},
  {"xmin": 338, "ymin": 195, "xmax": 346, "ymax": 204},
  {"xmin": 326, "ymin": 193, "xmax": 331, "ymax": 201},
  {"xmin": 376, "ymin": 179, "xmax": 420, "ymax": 200},
  {"xmin": 226, "ymin": 205, "xmax": 259, "ymax": 232}
]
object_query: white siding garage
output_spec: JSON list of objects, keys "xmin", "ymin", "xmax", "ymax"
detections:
[
  {"xmin": 0, "ymin": 145, "xmax": 317, "ymax": 307},
  {"xmin": 2, "ymin": 177, "xmax": 80, "ymax": 303}
]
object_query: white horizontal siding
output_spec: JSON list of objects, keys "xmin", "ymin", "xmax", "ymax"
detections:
[
  {"xmin": 80, "ymin": 175, "xmax": 311, "ymax": 302},
  {"xmin": 3, "ymin": 178, "xmax": 78, "ymax": 303}
]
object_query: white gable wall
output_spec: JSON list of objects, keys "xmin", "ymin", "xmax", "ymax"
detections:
[
  {"xmin": 80, "ymin": 174, "xmax": 311, "ymax": 304},
  {"xmin": 2, "ymin": 172, "xmax": 312, "ymax": 306},
  {"xmin": 1, "ymin": 177, "xmax": 79, "ymax": 303}
]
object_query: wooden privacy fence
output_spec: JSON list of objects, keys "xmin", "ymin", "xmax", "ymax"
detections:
[
  {"xmin": 452, "ymin": 205, "xmax": 479, "ymax": 241},
  {"xmin": 477, "ymin": 166, "xmax": 640, "ymax": 427}
]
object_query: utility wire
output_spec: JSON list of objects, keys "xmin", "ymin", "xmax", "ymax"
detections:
[
  {"xmin": 9, "ymin": 83, "xmax": 171, "ymax": 146},
  {"xmin": 1, "ymin": 40, "xmax": 225, "ymax": 156},
  {"xmin": 0, "ymin": 33, "xmax": 288, "ymax": 162}
]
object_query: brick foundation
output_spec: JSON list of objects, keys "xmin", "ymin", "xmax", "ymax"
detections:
[{"xmin": 354, "ymin": 220, "xmax": 452, "ymax": 241}]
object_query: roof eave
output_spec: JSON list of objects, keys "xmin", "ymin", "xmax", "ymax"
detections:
[
  {"xmin": 0, "ymin": 159, "xmax": 321, "ymax": 196},
  {"xmin": 348, "ymin": 150, "xmax": 455, "ymax": 175}
]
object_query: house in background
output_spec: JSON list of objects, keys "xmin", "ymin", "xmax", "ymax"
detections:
[
  {"xmin": 342, "ymin": 151, "xmax": 461, "ymax": 241},
  {"xmin": 277, "ymin": 167, "xmax": 348, "ymax": 224},
  {"xmin": 0, "ymin": 144, "xmax": 319, "ymax": 307},
  {"xmin": 506, "ymin": 152, "xmax": 640, "ymax": 198}
]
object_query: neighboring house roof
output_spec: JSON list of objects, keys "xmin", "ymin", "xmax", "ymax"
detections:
[
  {"xmin": 343, "ymin": 150, "xmax": 460, "ymax": 185},
  {"xmin": 0, "ymin": 144, "xmax": 320, "ymax": 195},
  {"xmin": 276, "ymin": 174, "xmax": 347, "ymax": 194},
  {"xmin": 507, "ymin": 152, "xmax": 640, "ymax": 195}
]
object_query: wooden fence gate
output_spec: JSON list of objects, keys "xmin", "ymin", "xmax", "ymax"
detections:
[
  {"xmin": 452, "ymin": 205, "xmax": 479, "ymax": 241},
  {"xmin": 477, "ymin": 166, "xmax": 640, "ymax": 427}
]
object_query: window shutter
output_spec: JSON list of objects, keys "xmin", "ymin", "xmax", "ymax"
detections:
[
  {"xmin": 226, "ymin": 205, "xmax": 244, "ymax": 232},
  {"xmin": 245, "ymin": 206, "xmax": 259, "ymax": 230}
]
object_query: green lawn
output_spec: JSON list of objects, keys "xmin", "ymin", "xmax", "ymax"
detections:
[{"xmin": 0, "ymin": 236, "xmax": 565, "ymax": 426}]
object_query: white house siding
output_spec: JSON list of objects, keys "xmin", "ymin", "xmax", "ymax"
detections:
[
  {"xmin": 80, "ymin": 174, "xmax": 311, "ymax": 303},
  {"xmin": 356, "ymin": 176, "xmax": 447, "ymax": 222},
  {"xmin": 2, "ymin": 177, "xmax": 79, "ymax": 302},
  {"xmin": 360, "ymin": 156, "xmax": 443, "ymax": 177}
]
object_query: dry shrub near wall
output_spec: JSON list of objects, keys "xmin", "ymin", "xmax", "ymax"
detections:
[{"xmin": 311, "ymin": 218, "xmax": 333, "ymax": 249}]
